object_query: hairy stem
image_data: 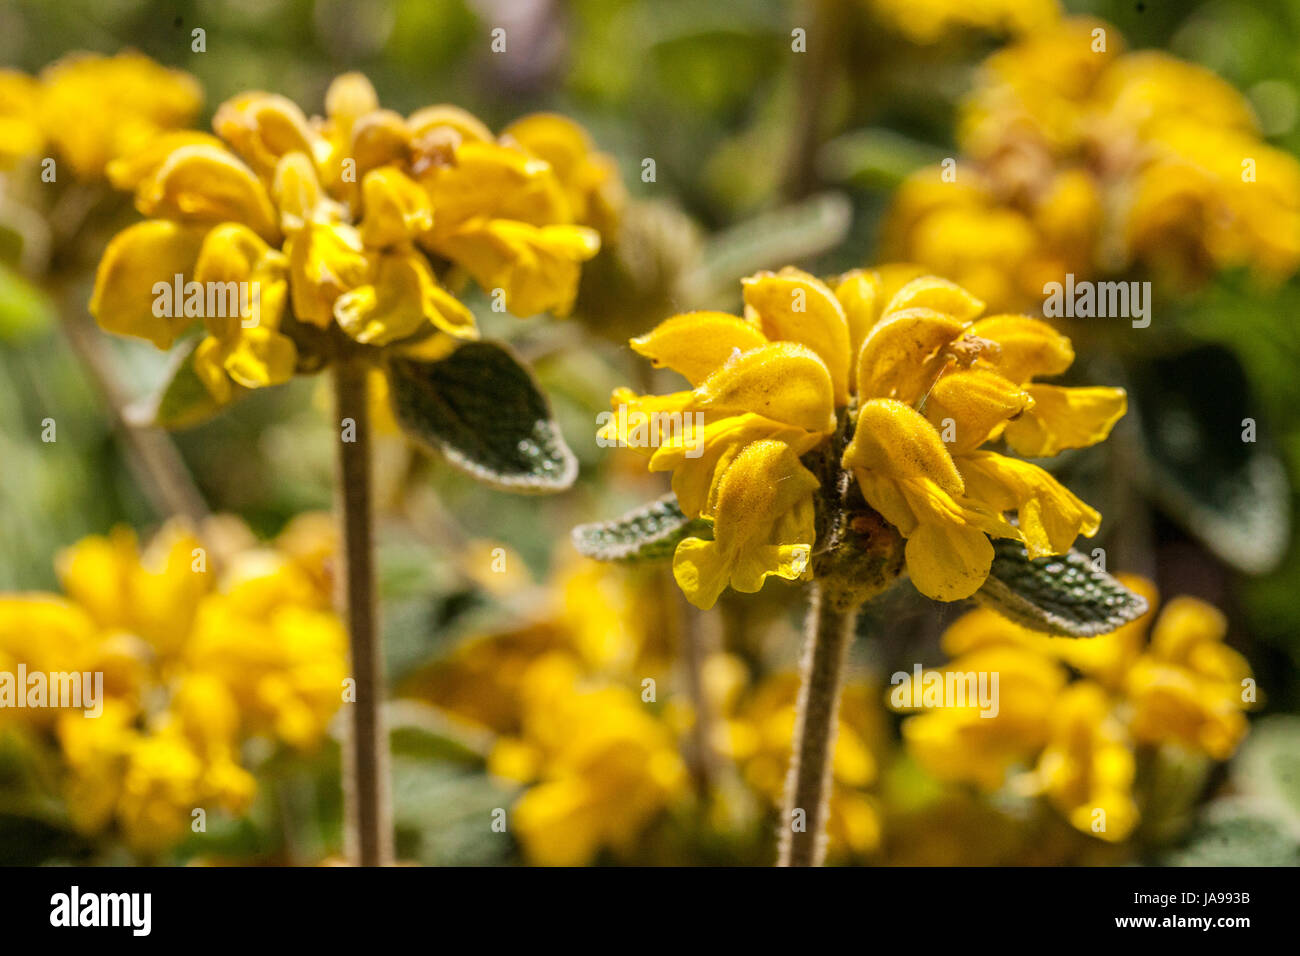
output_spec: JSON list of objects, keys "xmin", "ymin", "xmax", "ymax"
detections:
[
  {"xmin": 333, "ymin": 358, "xmax": 392, "ymax": 866},
  {"xmin": 778, "ymin": 582, "xmax": 857, "ymax": 866}
]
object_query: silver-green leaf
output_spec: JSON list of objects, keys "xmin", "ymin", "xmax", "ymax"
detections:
[
  {"xmin": 572, "ymin": 494, "xmax": 712, "ymax": 562},
  {"xmin": 974, "ymin": 539, "xmax": 1150, "ymax": 637},
  {"xmin": 386, "ymin": 340, "xmax": 577, "ymax": 493}
]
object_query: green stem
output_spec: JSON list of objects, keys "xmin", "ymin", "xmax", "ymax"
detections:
[
  {"xmin": 333, "ymin": 358, "xmax": 392, "ymax": 866},
  {"xmin": 778, "ymin": 582, "xmax": 857, "ymax": 866}
]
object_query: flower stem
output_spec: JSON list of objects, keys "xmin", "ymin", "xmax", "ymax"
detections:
[
  {"xmin": 778, "ymin": 582, "xmax": 857, "ymax": 866},
  {"xmin": 333, "ymin": 358, "xmax": 392, "ymax": 866}
]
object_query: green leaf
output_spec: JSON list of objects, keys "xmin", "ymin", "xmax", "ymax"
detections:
[
  {"xmin": 974, "ymin": 539, "xmax": 1150, "ymax": 637},
  {"xmin": 572, "ymin": 494, "xmax": 713, "ymax": 562},
  {"xmin": 124, "ymin": 337, "xmax": 230, "ymax": 430},
  {"xmin": 386, "ymin": 340, "xmax": 577, "ymax": 493},
  {"xmin": 1128, "ymin": 344, "xmax": 1289, "ymax": 574}
]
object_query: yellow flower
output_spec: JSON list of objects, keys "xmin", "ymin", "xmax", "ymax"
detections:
[
  {"xmin": 723, "ymin": 674, "xmax": 885, "ymax": 858},
  {"xmin": 488, "ymin": 654, "xmax": 687, "ymax": 865},
  {"xmin": 2, "ymin": 517, "xmax": 345, "ymax": 856},
  {"xmin": 90, "ymin": 74, "xmax": 608, "ymax": 406},
  {"xmin": 898, "ymin": 580, "xmax": 1253, "ymax": 842},
  {"xmin": 1028, "ymin": 681, "xmax": 1139, "ymax": 842},
  {"xmin": 891, "ymin": 643, "xmax": 1067, "ymax": 790},
  {"xmin": 886, "ymin": 17, "xmax": 1300, "ymax": 308},
  {"xmin": 0, "ymin": 52, "xmax": 201, "ymax": 178},
  {"xmin": 607, "ymin": 267, "xmax": 1124, "ymax": 607}
]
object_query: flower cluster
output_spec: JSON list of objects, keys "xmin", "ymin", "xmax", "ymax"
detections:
[
  {"xmin": 89, "ymin": 73, "xmax": 617, "ymax": 408},
  {"xmin": 0, "ymin": 515, "xmax": 346, "ymax": 855},
  {"xmin": 403, "ymin": 554, "xmax": 687, "ymax": 866},
  {"xmin": 892, "ymin": 577, "xmax": 1255, "ymax": 842},
  {"xmin": 603, "ymin": 265, "xmax": 1126, "ymax": 607},
  {"xmin": 883, "ymin": 17, "xmax": 1300, "ymax": 310},
  {"xmin": 720, "ymin": 670, "xmax": 885, "ymax": 859},
  {"xmin": 0, "ymin": 52, "xmax": 200, "ymax": 177}
]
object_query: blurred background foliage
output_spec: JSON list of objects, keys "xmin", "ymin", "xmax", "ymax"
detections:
[{"xmin": 1, "ymin": 0, "xmax": 1299, "ymax": 865}]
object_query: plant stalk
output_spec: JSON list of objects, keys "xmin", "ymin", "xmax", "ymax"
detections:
[
  {"xmin": 778, "ymin": 581, "xmax": 857, "ymax": 866},
  {"xmin": 333, "ymin": 358, "xmax": 392, "ymax": 866}
]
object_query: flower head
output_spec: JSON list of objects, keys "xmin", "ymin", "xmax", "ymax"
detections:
[
  {"xmin": 0, "ymin": 517, "xmax": 345, "ymax": 856},
  {"xmin": 90, "ymin": 73, "xmax": 609, "ymax": 408},
  {"xmin": 605, "ymin": 266, "xmax": 1125, "ymax": 607},
  {"xmin": 885, "ymin": 17, "xmax": 1300, "ymax": 308},
  {"xmin": 0, "ymin": 52, "xmax": 200, "ymax": 178},
  {"xmin": 892, "ymin": 578, "xmax": 1254, "ymax": 843}
]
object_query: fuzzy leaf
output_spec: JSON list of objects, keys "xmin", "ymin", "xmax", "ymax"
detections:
[
  {"xmin": 386, "ymin": 340, "xmax": 576, "ymax": 493},
  {"xmin": 975, "ymin": 539, "xmax": 1150, "ymax": 637},
  {"xmin": 1128, "ymin": 345, "xmax": 1289, "ymax": 574},
  {"xmin": 572, "ymin": 494, "xmax": 713, "ymax": 562}
]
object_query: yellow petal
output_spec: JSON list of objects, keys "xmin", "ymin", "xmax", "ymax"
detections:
[
  {"xmin": 349, "ymin": 109, "xmax": 413, "ymax": 177},
  {"xmin": 693, "ymin": 342, "xmax": 836, "ymax": 434},
  {"xmin": 833, "ymin": 270, "xmax": 882, "ymax": 380},
  {"xmin": 193, "ymin": 222, "xmax": 288, "ymax": 338},
  {"xmin": 107, "ymin": 131, "xmax": 225, "ymax": 191},
  {"xmin": 423, "ymin": 141, "xmax": 569, "ymax": 230},
  {"xmin": 904, "ymin": 521, "xmax": 994, "ymax": 601},
  {"xmin": 285, "ymin": 223, "xmax": 368, "ymax": 327},
  {"xmin": 882, "ymin": 275, "xmax": 985, "ymax": 322},
  {"xmin": 221, "ymin": 325, "xmax": 297, "ymax": 389},
  {"xmin": 193, "ymin": 336, "xmax": 234, "ymax": 404},
  {"xmin": 334, "ymin": 250, "xmax": 475, "ymax": 345},
  {"xmin": 959, "ymin": 451, "xmax": 1100, "ymax": 557},
  {"xmin": 89, "ymin": 220, "xmax": 206, "ymax": 349},
  {"xmin": 434, "ymin": 220, "xmax": 599, "ymax": 317},
  {"xmin": 672, "ymin": 438, "xmax": 818, "ymax": 609},
  {"xmin": 741, "ymin": 269, "xmax": 851, "ymax": 404},
  {"xmin": 629, "ymin": 311, "xmax": 767, "ymax": 386},
  {"xmin": 970, "ymin": 315, "xmax": 1074, "ymax": 383},
  {"xmin": 844, "ymin": 398, "xmax": 963, "ymax": 494},
  {"xmin": 855, "ymin": 308, "xmax": 966, "ymax": 403},
  {"xmin": 1002, "ymin": 385, "xmax": 1127, "ymax": 457},
  {"xmin": 925, "ymin": 368, "xmax": 1033, "ymax": 454},
  {"xmin": 137, "ymin": 143, "xmax": 279, "ymax": 242},
  {"xmin": 273, "ymin": 151, "xmax": 338, "ymax": 233},
  {"xmin": 212, "ymin": 91, "xmax": 318, "ymax": 178},
  {"xmin": 649, "ymin": 413, "xmax": 822, "ymax": 516},
  {"xmin": 325, "ymin": 72, "xmax": 379, "ymax": 127},
  {"xmin": 359, "ymin": 167, "xmax": 434, "ymax": 248}
]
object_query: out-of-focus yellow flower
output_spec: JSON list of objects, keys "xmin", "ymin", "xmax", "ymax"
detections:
[
  {"xmin": 0, "ymin": 52, "xmax": 200, "ymax": 178},
  {"xmin": 867, "ymin": 0, "xmax": 1061, "ymax": 45},
  {"xmin": 886, "ymin": 17, "xmax": 1300, "ymax": 308},
  {"xmin": 90, "ymin": 73, "xmax": 609, "ymax": 408},
  {"xmin": 403, "ymin": 556, "xmax": 671, "ymax": 735},
  {"xmin": 605, "ymin": 267, "xmax": 1124, "ymax": 607},
  {"xmin": 488, "ymin": 654, "xmax": 687, "ymax": 866},
  {"xmin": 1029, "ymin": 681, "xmax": 1138, "ymax": 842},
  {"xmin": 895, "ymin": 577, "xmax": 1254, "ymax": 842},
  {"xmin": 0, "ymin": 517, "xmax": 345, "ymax": 857},
  {"xmin": 722, "ymin": 673, "xmax": 885, "ymax": 858}
]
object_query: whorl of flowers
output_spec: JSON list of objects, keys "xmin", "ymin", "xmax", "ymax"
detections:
[
  {"xmin": 88, "ymin": 72, "xmax": 618, "ymax": 408},
  {"xmin": 602, "ymin": 264, "xmax": 1127, "ymax": 608},
  {"xmin": 883, "ymin": 17, "xmax": 1300, "ymax": 310}
]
